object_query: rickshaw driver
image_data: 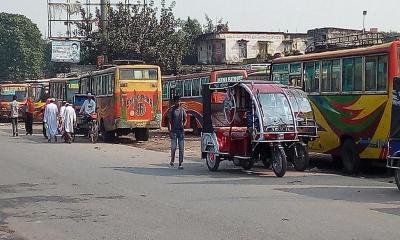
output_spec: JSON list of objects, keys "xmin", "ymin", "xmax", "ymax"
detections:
[{"xmin": 79, "ymin": 93, "xmax": 96, "ymax": 116}]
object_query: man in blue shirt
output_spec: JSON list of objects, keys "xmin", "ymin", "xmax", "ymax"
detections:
[{"xmin": 168, "ymin": 96, "xmax": 186, "ymax": 170}]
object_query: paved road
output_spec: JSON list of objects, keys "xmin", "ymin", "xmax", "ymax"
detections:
[{"xmin": 0, "ymin": 127, "xmax": 400, "ymax": 240}]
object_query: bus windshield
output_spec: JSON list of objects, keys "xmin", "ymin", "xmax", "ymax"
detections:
[
  {"xmin": 120, "ymin": 69, "xmax": 158, "ymax": 80},
  {"xmin": 0, "ymin": 86, "xmax": 28, "ymax": 102},
  {"xmin": 258, "ymin": 93, "xmax": 294, "ymax": 130}
]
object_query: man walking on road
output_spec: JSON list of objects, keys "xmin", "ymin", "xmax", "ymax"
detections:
[
  {"xmin": 24, "ymin": 97, "xmax": 35, "ymax": 135},
  {"xmin": 10, "ymin": 95, "xmax": 19, "ymax": 137},
  {"xmin": 44, "ymin": 98, "xmax": 59, "ymax": 142},
  {"xmin": 62, "ymin": 102, "xmax": 76, "ymax": 144},
  {"xmin": 168, "ymin": 96, "xmax": 186, "ymax": 169}
]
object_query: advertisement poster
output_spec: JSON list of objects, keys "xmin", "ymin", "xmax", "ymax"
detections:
[{"xmin": 51, "ymin": 40, "xmax": 81, "ymax": 63}]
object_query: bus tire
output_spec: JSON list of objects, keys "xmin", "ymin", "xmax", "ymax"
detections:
[
  {"xmin": 241, "ymin": 159, "xmax": 254, "ymax": 170},
  {"xmin": 136, "ymin": 128, "xmax": 150, "ymax": 141},
  {"xmin": 100, "ymin": 121, "xmax": 115, "ymax": 143},
  {"xmin": 340, "ymin": 139, "xmax": 361, "ymax": 174},
  {"xmin": 395, "ymin": 162, "xmax": 400, "ymax": 191}
]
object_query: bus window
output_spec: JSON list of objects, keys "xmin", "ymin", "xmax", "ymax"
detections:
[
  {"xmin": 184, "ymin": 80, "xmax": 192, "ymax": 97},
  {"xmin": 377, "ymin": 55, "xmax": 388, "ymax": 91},
  {"xmin": 304, "ymin": 62, "xmax": 319, "ymax": 93},
  {"xmin": 273, "ymin": 64, "xmax": 289, "ymax": 85},
  {"xmin": 321, "ymin": 61, "xmax": 332, "ymax": 92},
  {"xmin": 365, "ymin": 56, "xmax": 377, "ymax": 91},
  {"xmin": 331, "ymin": 60, "xmax": 340, "ymax": 92},
  {"xmin": 192, "ymin": 78, "xmax": 200, "ymax": 96},
  {"xmin": 162, "ymin": 82, "xmax": 169, "ymax": 99},
  {"xmin": 120, "ymin": 69, "xmax": 158, "ymax": 80},
  {"xmin": 342, "ymin": 58, "xmax": 363, "ymax": 92},
  {"xmin": 175, "ymin": 80, "xmax": 183, "ymax": 97},
  {"xmin": 200, "ymin": 77, "xmax": 209, "ymax": 95}
]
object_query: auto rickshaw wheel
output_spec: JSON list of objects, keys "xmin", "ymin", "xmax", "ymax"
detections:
[
  {"xmin": 395, "ymin": 162, "xmax": 400, "ymax": 191},
  {"xmin": 272, "ymin": 146, "xmax": 287, "ymax": 178},
  {"xmin": 206, "ymin": 146, "xmax": 220, "ymax": 172},
  {"xmin": 241, "ymin": 159, "xmax": 254, "ymax": 170},
  {"xmin": 292, "ymin": 143, "xmax": 310, "ymax": 172}
]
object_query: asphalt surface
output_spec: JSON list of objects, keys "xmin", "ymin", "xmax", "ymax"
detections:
[{"xmin": 0, "ymin": 126, "xmax": 400, "ymax": 240}]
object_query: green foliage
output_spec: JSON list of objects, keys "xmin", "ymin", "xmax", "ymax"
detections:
[
  {"xmin": 203, "ymin": 15, "xmax": 229, "ymax": 33},
  {"xmin": 77, "ymin": 2, "xmax": 229, "ymax": 73},
  {"xmin": 180, "ymin": 17, "xmax": 203, "ymax": 65},
  {"xmin": 0, "ymin": 13, "xmax": 44, "ymax": 82}
]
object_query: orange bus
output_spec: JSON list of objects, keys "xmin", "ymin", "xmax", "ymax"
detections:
[
  {"xmin": 0, "ymin": 83, "xmax": 29, "ymax": 120},
  {"xmin": 162, "ymin": 69, "xmax": 248, "ymax": 134},
  {"xmin": 79, "ymin": 63, "xmax": 162, "ymax": 142}
]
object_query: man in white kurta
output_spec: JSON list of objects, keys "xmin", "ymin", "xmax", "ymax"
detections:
[
  {"xmin": 63, "ymin": 103, "xmax": 76, "ymax": 144},
  {"xmin": 44, "ymin": 99, "xmax": 59, "ymax": 142}
]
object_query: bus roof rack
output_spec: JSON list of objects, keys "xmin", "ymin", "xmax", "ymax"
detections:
[
  {"xmin": 305, "ymin": 32, "xmax": 385, "ymax": 53},
  {"xmin": 112, "ymin": 60, "xmax": 145, "ymax": 65}
]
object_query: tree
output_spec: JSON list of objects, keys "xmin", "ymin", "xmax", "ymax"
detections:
[
  {"xmin": 78, "ymin": 0, "xmax": 187, "ymax": 74},
  {"xmin": 203, "ymin": 15, "xmax": 229, "ymax": 33},
  {"xmin": 0, "ymin": 13, "xmax": 44, "ymax": 82},
  {"xmin": 180, "ymin": 17, "xmax": 203, "ymax": 65}
]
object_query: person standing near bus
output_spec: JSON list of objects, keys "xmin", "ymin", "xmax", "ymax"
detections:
[
  {"xmin": 25, "ymin": 97, "xmax": 35, "ymax": 135},
  {"xmin": 168, "ymin": 96, "xmax": 186, "ymax": 170},
  {"xmin": 10, "ymin": 95, "xmax": 19, "ymax": 137},
  {"xmin": 63, "ymin": 102, "xmax": 76, "ymax": 144},
  {"xmin": 44, "ymin": 98, "xmax": 59, "ymax": 142}
]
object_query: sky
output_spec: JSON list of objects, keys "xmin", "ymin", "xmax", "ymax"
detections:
[{"xmin": 1, "ymin": 0, "xmax": 399, "ymax": 38}]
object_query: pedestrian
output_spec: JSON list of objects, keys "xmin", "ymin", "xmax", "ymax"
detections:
[
  {"xmin": 25, "ymin": 97, "xmax": 35, "ymax": 135},
  {"xmin": 59, "ymin": 101, "xmax": 67, "ymax": 141},
  {"xmin": 10, "ymin": 95, "xmax": 19, "ymax": 137},
  {"xmin": 62, "ymin": 102, "xmax": 76, "ymax": 144},
  {"xmin": 168, "ymin": 96, "xmax": 186, "ymax": 170},
  {"xmin": 43, "ymin": 98, "xmax": 59, "ymax": 142}
]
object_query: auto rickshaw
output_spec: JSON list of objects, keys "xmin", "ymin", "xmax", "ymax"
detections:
[
  {"xmin": 201, "ymin": 81, "xmax": 302, "ymax": 177},
  {"xmin": 73, "ymin": 94, "xmax": 99, "ymax": 143},
  {"xmin": 281, "ymin": 87, "xmax": 318, "ymax": 171}
]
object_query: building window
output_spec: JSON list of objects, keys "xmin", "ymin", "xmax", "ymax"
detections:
[{"xmin": 238, "ymin": 40, "xmax": 248, "ymax": 59}]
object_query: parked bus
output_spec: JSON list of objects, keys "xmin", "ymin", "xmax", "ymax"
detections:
[
  {"xmin": 0, "ymin": 83, "xmax": 29, "ymax": 120},
  {"xmin": 26, "ymin": 79, "xmax": 50, "ymax": 121},
  {"xmin": 162, "ymin": 69, "xmax": 248, "ymax": 134},
  {"xmin": 49, "ymin": 78, "xmax": 80, "ymax": 104},
  {"xmin": 79, "ymin": 63, "xmax": 162, "ymax": 142},
  {"xmin": 271, "ymin": 41, "xmax": 400, "ymax": 173}
]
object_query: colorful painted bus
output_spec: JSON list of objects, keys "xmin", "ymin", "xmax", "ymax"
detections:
[
  {"xmin": 0, "ymin": 83, "xmax": 29, "ymax": 120},
  {"xmin": 79, "ymin": 63, "xmax": 162, "ymax": 142},
  {"xmin": 271, "ymin": 41, "xmax": 400, "ymax": 173},
  {"xmin": 162, "ymin": 69, "xmax": 248, "ymax": 135}
]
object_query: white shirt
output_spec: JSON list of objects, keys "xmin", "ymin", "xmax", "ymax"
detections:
[
  {"xmin": 63, "ymin": 106, "xmax": 76, "ymax": 133},
  {"xmin": 59, "ymin": 105, "xmax": 66, "ymax": 119},
  {"xmin": 80, "ymin": 99, "xmax": 96, "ymax": 115},
  {"xmin": 10, "ymin": 100, "xmax": 18, "ymax": 118}
]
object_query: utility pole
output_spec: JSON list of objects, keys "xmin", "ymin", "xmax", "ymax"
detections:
[
  {"xmin": 363, "ymin": 10, "xmax": 367, "ymax": 34},
  {"xmin": 100, "ymin": 0, "xmax": 110, "ymax": 64}
]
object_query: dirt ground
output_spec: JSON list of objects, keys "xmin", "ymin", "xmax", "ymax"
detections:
[{"xmin": 119, "ymin": 129, "xmax": 201, "ymax": 159}]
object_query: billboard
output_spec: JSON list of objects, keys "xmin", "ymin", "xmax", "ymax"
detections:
[{"xmin": 51, "ymin": 40, "xmax": 81, "ymax": 63}]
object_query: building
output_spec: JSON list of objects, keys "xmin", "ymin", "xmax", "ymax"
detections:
[{"xmin": 196, "ymin": 31, "xmax": 308, "ymax": 65}]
